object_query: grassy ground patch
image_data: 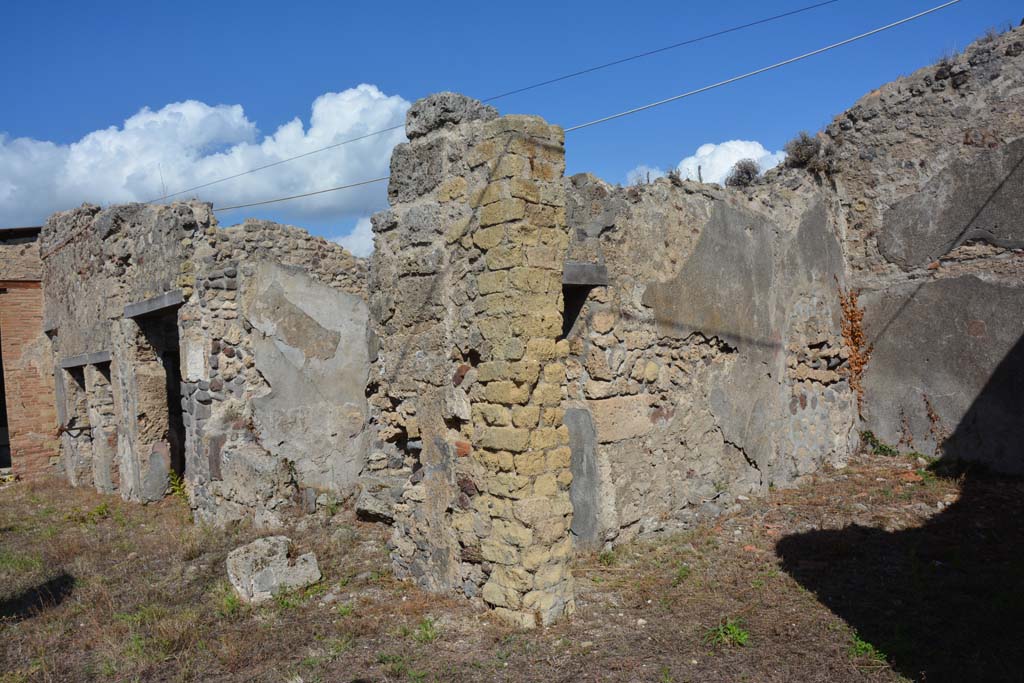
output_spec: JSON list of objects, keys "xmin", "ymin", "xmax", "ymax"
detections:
[{"xmin": 2, "ymin": 452, "xmax": 1014, "ymax": 682}]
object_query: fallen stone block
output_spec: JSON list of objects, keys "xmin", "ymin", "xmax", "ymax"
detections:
[{"xmin": 226, "ymin": 536, "xmax": 321, "ymax": 603}]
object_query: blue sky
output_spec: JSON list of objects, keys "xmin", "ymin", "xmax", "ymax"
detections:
[{"xmin": 1, "ymin": 0, "xmax": 1020, "ymax": 250}]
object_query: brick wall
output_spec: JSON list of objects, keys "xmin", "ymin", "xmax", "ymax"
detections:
[{"xmin": 0, "ymin": 282, "xmax": 59, "ymax": 477}]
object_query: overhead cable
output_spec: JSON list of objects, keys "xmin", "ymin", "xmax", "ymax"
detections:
[
  {"xmin": 208, "ymin": 0, "xmax": 959, "ymax": 212},
  {"xmin": 150, "ymin": 0, "xmax": 842, "ymax": 202}
]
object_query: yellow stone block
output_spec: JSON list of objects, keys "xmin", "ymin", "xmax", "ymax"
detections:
[
  {"xmin": 510, "ymin": 360, "xmax": 540, "ymax": 385},
  {"xmin": 482, "ymin": 578, "xmax": 521, "ymax": 608},
  {"xmin": 534, "ymin": 515, "xmax": 570, "ymax": 545},
  {"xmin": 532, "ymin": 159, "xmax": 563, "ymax": 182},
  {"xmin": 474, "ymin": 403, "xmax": 511, "ymax": 426},
  {"xmin": 525, "ymin": 338, "xmax": 558, "ymax": 361},
  {"xmin": 493, "ymin": 518, "xmax": 534, "ymax": 547},
  {"xmin": 487, "ymin": 471, "xmax": 532, "ymax": 499},
  {"xmin": 509, "ymin": 266, "xmax": 558, "ymax": 293},
  {"xmin": 533, "ymin": 562, "xmax": 567, "ymax": 589},
  {"xmin": 494, "ymin": 154, "xmax": 529, "ymax": 179},
  {"xmin": 485, "ymin": 244, "xmax": 523, "ymax": 270},
  {"xmin": 505, "ymin": 222, "xmax": 540, "ymax": 246},
  {"xmin": 522, "ymin": 545, "xmax": 551, "ymax": 571},
  {"xmin": 513, "ymin": 450, "xmax": 547, "ymax": 476},
  {"xmin": 480, "ymin": 198, "xmax": 526, "ymax": 228},
  {"xmin": 490, "ymin": 565, "xmax": 534, "ymax": 593},
  {"xmin": 477, "ymin": 361, "xmax": 510, "ymax": 382},
  {"xmin": 532, "ymin": 382, "xmax": 563, "ymax": 406},
  {"xmin": 437, "ymin": 176, "xmax": 467, "ymax": 202},
  {"xmin": 510, "ymin": 177, "xmax": 540, "ymax": 203},
  {"xmin": 550, "ymin": 535, "xmax": 573, "ymax": 562},
  {"xmin": 542, "ymin": 363, "xmax": 565, "ymax": 383},
  {"xmin": 533, "ymin": 473, "xmax": 558, "ymax": 497},
  {"xmin": 477, "ymin": 181, "xmax": 507, "ymax": 207},
  {"xmin": 477, "ymin": 317, "xmax": 512, "ymax": 341},
  {"xmin": 511, "ymin": 405, "xmax": 540, "ymax": 428},
  {"xmin": 478, "ymin": 426, "xmax": 530, "ymax": 452},
  {"xmin": 477, "ymin": 270, "xmax": 508, "ymax": 295},
  {"xmin": 546, "ymin": 446, "xmax": 571, "ymax": 470},
  {"xmin": 474, "ymin": 493, "xmax": 512, "ymax": 519},
  {"xmin": 446, "ymin": 215, "xmax": 472, "ymax": 245},
  {"xmin": 557, "ymin": 469, "xmax": 573, "ymax": 488},
  {"xmin": 529, "ymin": 428, "xmax": 561, "ymax": 450},
  {"xmin": 484, "ymin": 381, "xmax": 530, "ymax": 405},
  {"xmin": 492, "ymin": 336, "xmax": 526, "ymax": 361},
  {"xmin": 473, "ymin": 224, "xmax": 506, "ymax": 249},
  {"xmin": 644, "ymin": 361, "xmax": 661, "ymax": 383},
  {"xmin": 591, "ymin": 310, "xmax": 615, "ymax": 334},
  {"xmin": 541, "ymin": 407, "xmax": 565, "ymax": 427}
]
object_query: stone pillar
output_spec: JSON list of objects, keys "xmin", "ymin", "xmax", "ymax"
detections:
[{"xmin": 369, "ymin": 93, "xmax": 575, "ymax": 627}]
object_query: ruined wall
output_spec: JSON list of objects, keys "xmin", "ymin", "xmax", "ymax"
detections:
[
  {"xmin": 43, "ymin": 203, "xmax": 211, "ymax": 499},
  {"xmin": 368, "ymin": 94, "xmax": 576, "ymax": 627},
  {"xmin": 563, "ymin": 173, "xmax": 856, "ymax": 546},
  {"xmin": 185, "ymin": 220, "xmax": 371, "ymax": 526},
  {"xmin": 0, "ymin": 231, "xmax": 59, "ymax": 477},
  {"xmin": 823, "ymin": 25, "xmax": 1024, "ymax": 472},
  {"xmin": 42, "ymin": 205, "xmax": 372, "ymax": 521},
  {"xmin": 41, "ymin": 203, "xmax": 206, "ymax": 359}
]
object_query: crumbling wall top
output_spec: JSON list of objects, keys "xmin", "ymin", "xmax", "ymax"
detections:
[{"xmin": 405, "ymin": 92, "xmax": 499, "ymax": 139}]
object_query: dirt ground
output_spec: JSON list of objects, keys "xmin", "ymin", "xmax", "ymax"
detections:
[{"xmin": 2, "ymin": 451, "xmax": 1021, "ymax": 683}]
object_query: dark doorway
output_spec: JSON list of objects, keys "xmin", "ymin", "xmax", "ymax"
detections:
[
  {"xmin": 136, "ymin": 310, "xmax": 186, "ymax": 478},
  {"xmin": 561, "ymin": 284, "xmax": 593, "ymax": 340},
  {"xmin": 0, "ymin": 328, "xmax": 10, "ymax": 468}
]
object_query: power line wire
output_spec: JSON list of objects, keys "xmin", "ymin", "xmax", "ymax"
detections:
[
  {"xmin": 481, "ymin": 0, "xmax": 841, "ymax": 101},
  {"xmin": 565, "ymin": 0, "xmax": 960, "ymax": 132},
  {"xmin": 207, "ymin": 0, "xmax": 959, "ymax": 213},
  {"xmin": 150, "ymin": 0, "xmax": 841, "ymax": 203},
  {"xmin": 215, "ymin": 176, "xmax": 390, "ymax": 212}
]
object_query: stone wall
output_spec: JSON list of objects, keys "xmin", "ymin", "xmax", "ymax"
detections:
[
  {"xmin": 42, "ymin": 205, "xmax": 372, "ymax": 523},
  {"xmin": 0, "ymin": 230, "xmax": 59, "ymax": 478},
  {"xmin": 823, "ymin": 25, "xmax": 1024, "ymax": 472},
  {"xmin": 368, "ymin": 94, "xmax": 576, "ymax": 627},
  {"xmin": 562, "ymin": 170, "xmax": 856, "ymax": 547},
  {"xmin": 186, "ymin": 220, "xmax": 370, "ymax": 526}
]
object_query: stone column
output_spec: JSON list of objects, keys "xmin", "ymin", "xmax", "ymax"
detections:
[{"xmin": 369, "ymin": 93, "xmax": 575, "ymax": 627}]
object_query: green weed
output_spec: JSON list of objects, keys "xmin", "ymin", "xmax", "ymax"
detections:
[
  {"xmin": 849, "ymin": 632, "xmax": 887, "ymax": 663},
  {"xmin": 413, "ymin": 617, "xmax": 439, "ymax": 643},
  {"xmin": 703, "ymin": 618, "xmax": 750, "ymax": 648},
  {"xmin": 672, "ymin": 563, "xmax": 691, "ymax": 587},
  {"xmin": 860, "ymin": 431, "xmax": 899, "ymax": 457}
]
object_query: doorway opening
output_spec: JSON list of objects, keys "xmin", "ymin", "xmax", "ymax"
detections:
[
  {"xmin": 0, "ymin": 329, "xmax": 9, "ymax": 469},
  {"xmin": 135, "ymin": 309, "xmax": 186, "ymax": 479}
]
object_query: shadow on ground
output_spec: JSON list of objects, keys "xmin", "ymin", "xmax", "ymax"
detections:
[
  {"xmin": 0, "ymin": 572, "xmax": 76, "ymax": 622},
  {"xmin": 777, "ymin": 335, "xmax": 1024, "ymax": 682}
]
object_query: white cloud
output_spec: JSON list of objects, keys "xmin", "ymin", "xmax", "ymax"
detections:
[
  {"xmin": 625, "ymin": 164, "xmax": 665, "ymax": 186},
  {"xmin": 0, "ymin": 84, "xmax": 409, "ymax": 227},
  {"xmin": 626, "ymin": 139, "xmax": 784, "ymax": 186},
  {"xmin": 333, "ymin": 216, "xmax": 375, "ymax": 257}
]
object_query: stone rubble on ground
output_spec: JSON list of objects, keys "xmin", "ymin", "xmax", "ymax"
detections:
[{"xmin": 225, "ymin": 535, "xmax": 321, "ymax": 603}]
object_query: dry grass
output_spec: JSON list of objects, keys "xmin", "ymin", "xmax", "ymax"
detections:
[{"xmin": 2, "ymin": 452, "xmax": 1018, "ymax": 682}]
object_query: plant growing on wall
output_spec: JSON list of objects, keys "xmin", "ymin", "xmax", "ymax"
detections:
[{"xmin": 837, "ymin": 280, "xmax": 872, "ymax": 416}]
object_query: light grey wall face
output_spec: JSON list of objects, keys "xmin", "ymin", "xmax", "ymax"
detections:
[
  {"xmin": 240, "ymin": 260, "xmax": 371, "ymax": 494},
  {"xmin": 879, "ymin": 139, "xmax": 1024, "ymax": 269},
  {"xmin": 862, "ymin": 277, "xmax": 1024, "ymax": 473},
  {"xmin": 562, "ymin": 172, "xmax": 857, "ymax": 545}
]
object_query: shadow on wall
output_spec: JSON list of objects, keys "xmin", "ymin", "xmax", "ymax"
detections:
[{"xmin": 776, "ymin": 334, "xmax": 1024, "ymax": 683}]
